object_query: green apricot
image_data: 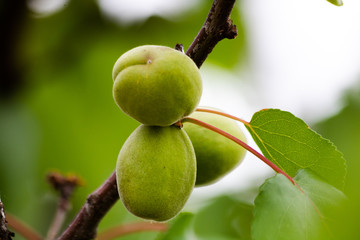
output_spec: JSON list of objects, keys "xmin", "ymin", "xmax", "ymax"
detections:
[
  {"xmin": 116, "ymin": 125, "xmax": 196, "ymax": 222},
  {"xmin": 183, "ymin": 109, "xmax": 247, "ymax": 186},
  {"xmin": 112, "ymin": 45, "xmax": 202, "ymax": 126}
]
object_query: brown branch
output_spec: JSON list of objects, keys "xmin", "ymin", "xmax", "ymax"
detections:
[
  {"xmin": 6, "ymin": 213, "xmax": 41, "ymax": 240},
  {"xmin": 57, "ymin": 171, "xmax": 118, "ymax": 240},
  {"xmin": 186, "ymin": 0, "xmax": 238, "ymax": 68},
  {"xmin": 97, "ymin": 222, "xmax": 167, "ymax": 240},
  {"xmin": 56, "ymin": 1, "xmax": 239, "ymax": 239}
]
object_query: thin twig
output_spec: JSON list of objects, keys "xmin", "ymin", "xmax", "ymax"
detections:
[
  {"xmin": 196, "ymin": 107, "xmax": 249, "ymax": 125},
  {"xmin": 45, "ymin": 172, "xmax": 81, "ymax": 240},
  {"xmin": 46, "ymin": 205, "xmax": 67, "ymax": 240},
  {"xmin": 186, "ymin": 0, "xmax": 238, "ymax": 67},
  {"xmin": 97, "ymin": 222, "xmax": 167, "ymax": 240},
  {"xmin": 57, "ymin": 171, "xmax": 118, "ymax": 240},
  {"xmin": 5, "ymin": 213, "xmax": 41, "ymax": 240}
]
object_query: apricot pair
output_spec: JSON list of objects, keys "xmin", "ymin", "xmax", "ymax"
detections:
[
  {"xmin": 113, "ymin": 45, "xmax": 200, "ymax": 221},
  {"xmin": 112, "ymin": 45, "xmax": 246, "ymax": 222}
]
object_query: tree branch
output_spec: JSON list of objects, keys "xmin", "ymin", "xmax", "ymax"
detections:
[
  {"xmin": 186, "ymin": 0, "xmax": 238, "ymax": 68},
  {"xmin": 0, "ymin": 200, "xmax": 15, "ymax": 240},
  {"xmin": 56, "ymin": 0, "xmax": 238, "ymax": 239}
]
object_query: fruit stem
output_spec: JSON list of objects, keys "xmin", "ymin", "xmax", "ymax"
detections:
[
  {"xmin": 182, "ymin": 117, "xmax": 296, "ymax": 185},
  {"xmin": 5, "ymin": 213, "xmax": 41, "ymax": 240},
  {"xmin": 196, "ymin": 108, "xmax": 250, "ymax": 126},
  {"xmin": 97, "ymin": 222, "xmax": 167, "ymax": 240}
]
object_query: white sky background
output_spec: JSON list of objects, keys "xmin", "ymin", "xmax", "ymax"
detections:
[
  {"xmin": 242, "ymin": 0, "xmax": 360, "ymax": 123},
  {"xmin": 29, "ymin": 0, "xmax": 360, "ymax": 201}
]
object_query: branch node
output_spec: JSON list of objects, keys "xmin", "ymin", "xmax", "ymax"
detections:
[
  {"xmin": 173, "ymin": 120, "xmax": 183, "ymax": 128},
  {"xmin": 47, "ymin": 172, "xmax": 82, "ymax": 201},
  {"xmin": 186, "ymin": 0, "xmax": 237, "ymax": 67},
  {"xmin": 224, "ymin": 19, "xmax": 237, "ymax": 39},
  {"xmin": 174, "ymin": 43, "xmax": 184, "ymax": 53}
]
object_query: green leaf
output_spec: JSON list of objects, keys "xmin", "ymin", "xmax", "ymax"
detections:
[
  {"xmin": 193, "ymin": 195, "xmax": 253, "ymax": 240},
  {"xmin": 326, "ymin": 0, "xmax": 343, "ymax": 6},
  {"xmin": 246, "ymin": 109, "xmax": 346, "ymax": 190},
  {"xmin": 294, "ymin": 170, "xmax": 347, "ymax": 214},
  {"xmin": 252, "ymin": 170, "xmax": 346, "ymax": 240}
]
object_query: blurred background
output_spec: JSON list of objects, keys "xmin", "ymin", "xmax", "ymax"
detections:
[{"xmin": 1, "ymin": 0, "xmax": 360, "ymax": 239}]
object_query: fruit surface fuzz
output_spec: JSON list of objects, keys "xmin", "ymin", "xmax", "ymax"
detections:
[
  {"xmin": 113, "ymin": 45, "xmax": 202, "ymax": 126},
  {"xmin": 184, "ymin": 109, "xmax": 247, "ymax": 186},
  {"xmin": 116, "ymin": 125, "xmax": 196, "ymax": 221}
]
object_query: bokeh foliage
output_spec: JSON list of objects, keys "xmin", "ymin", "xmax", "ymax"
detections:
[
  {"xmin": 0, "ymin": 0, "xmax": 247, "ymax": 238},
  {"xmin": 1, "ymin": 0, "xmax": 359, "ymax": 239},
  {"xmin": 314, "ymin": 85, "xmax": 360, "ymax": 239}
]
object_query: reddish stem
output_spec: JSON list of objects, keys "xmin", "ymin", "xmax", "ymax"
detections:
[
  {"xmin": 5, "ymin": 214, "xmax": 42, "ymax": 240},
  {"xmin": 182, "ymin": 117, "xmax": 296, "ymax": 185},
  {"xmin": 196, "ymin": 108, "xmax": 250, "ymax": 125},
  {"xmin": 97, "ymin": 222, "xmax": 167, "ymax": 240}
]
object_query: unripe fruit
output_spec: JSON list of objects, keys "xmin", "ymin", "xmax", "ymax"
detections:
[
  {"xmin": 112, "ymin": 45, "xmax": 202, "ymax": 126},
  {"xmin": 116, "ymin": 125, "xmax": 196, "ymax": 221},
  {"xmin": 183, "ymin": 109, "xmax": 247, "ymax": 186}
]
